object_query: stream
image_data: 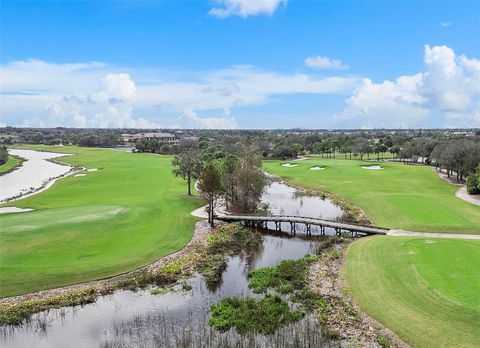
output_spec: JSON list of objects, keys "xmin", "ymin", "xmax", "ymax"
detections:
[{"xmin": 1, "ymin": 152, "xmax": 346, "ymax": 348}]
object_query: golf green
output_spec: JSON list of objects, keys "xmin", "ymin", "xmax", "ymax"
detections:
[
  {"xmin": 345, "ymin": 236, "xmax": 480, "ymax": 347},
  {"xmin": 263, "ymin": 159, "xmax": 480, "ymax": 234},
  {"xmin": 0, "ymin": 146, "xmax": 203, "ymax": 297}
]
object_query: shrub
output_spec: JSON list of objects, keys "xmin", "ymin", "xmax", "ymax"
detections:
[
  {"xmin": 376, "ymin": 334, "xmax": 394, "ymax": 348},
  {"xmin": 466, "ymin": 173, "xmax": 480, "ymax": 195},
  {"xmin": 209, "ymin": 295, "xmax": 303, "ymax": 334}
]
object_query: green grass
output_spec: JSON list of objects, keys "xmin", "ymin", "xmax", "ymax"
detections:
[
  {"xmin": 0, "ymin": 146, "xmax": 204, "ymax": 297},
  {"xmin": 345, "ymin": 236, "xmax": 480, "ymax": 348},
  {"xmin": 0, "ymin": 155, "xmax": 22, "ymax": 174},
  {"xmin": 263, "ymin": 159, "xmax": 480, "ymax": 233}
]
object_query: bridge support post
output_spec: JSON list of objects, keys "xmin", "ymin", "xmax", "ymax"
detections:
[
  {"xmin": 306, "ymin": 224, "xmax": 311, "ymax": 235},
  {"xmin": 320, "ymin": 225, "xmax": 325, "ymax": 236},
  {"xmin": 275, "ymin": 221, "xmax": 280, "ymax": 232},
  {"xmin": 290, "ymin": 222, "xmax": 296, "ymax": 234}
]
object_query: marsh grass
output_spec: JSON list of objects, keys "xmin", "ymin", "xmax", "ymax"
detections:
[
  {"xmin": 209, "ymin": 295, "xmax": 304, "ymax": 334},
  {"xmin": 0, "ymin": 287, "xmax": 97, "ymax": 326},
  {"xmin": 248, "ymin": 255, "xmax": 317, "ymax": 294}
]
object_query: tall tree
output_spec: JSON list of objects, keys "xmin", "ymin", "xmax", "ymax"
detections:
[
  {"xmin": 172, "ymin": 148, "xmax": 203, "ymax": 195},
  {"xmin": 353, "ymin": 139, "xmax": 371, "ymax": 161},
  {"xmin": 219, "ymin": 154, "xmax": 239, "ymax": 210},
  {"xmin": 233, "ymin": 144, "xmax": 267, "ymax": 213},
  {"xmin": 198, "ymin": 162, "xmax": 223, "ymax": 227}
]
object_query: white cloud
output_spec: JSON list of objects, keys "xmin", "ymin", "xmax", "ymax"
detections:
[
  {"xmin": 99, "ymin": 73, "xmax": 136, "ymax": 102},
  {"xmin": 305, "ymin": 55, "xmax": 348, "ymax": 70},
  {"xmin": 209, "ymin": 0, "xmax": 287, "ymax": 18},
  {"xmin": 441, "ymin": 22, "xmax": 452, "ymax": 27},
  {"xmin": 8, "ymin": 70, "xmax": 160, "ymax": 128},
  {"xmin": 336, "ymin": 45, "xmax": 480, "ymax": 128},
  {"xmin": 1, "ymin": 60, "xmax": 356, "ymax": 128},
  {"xmin": 183, "ymin": 108, "xmax": 237, "ymax": 129}
]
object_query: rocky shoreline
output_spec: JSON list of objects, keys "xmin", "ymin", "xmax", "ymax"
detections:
[{"xmin": 308, "ymin": 240, "xmax": 408, "ymax": 348}]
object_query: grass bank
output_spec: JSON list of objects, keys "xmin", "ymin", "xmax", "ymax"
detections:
[
  {"xmin": 0, "ymin": 155, "xmax": 23, "ymax": 175},
  {"xmin": 0, "ymin": 222, "xmax": 260, "ymax": 325},
  {"xmin": 263, "ymin": 159, "xmax": 480, "ymax": 233},
  {"xmin": 345, "ymin": 236, "xmax": 480, "ymax": 347},
  {"xmin": 0, "ymin": 146, "xmax": 204, "ymax": 297}
]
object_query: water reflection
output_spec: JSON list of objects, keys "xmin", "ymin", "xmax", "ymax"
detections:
[{"xmin": 1, "ymin": 181, "xmax": 344, "ymax": 348}]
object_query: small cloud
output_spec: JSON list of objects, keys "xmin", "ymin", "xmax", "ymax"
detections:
[
  {"xmin": 183, "ymin": 108, "xmax": 237, "ymax": 129},
  {"xmin": 209, "ymin": 0, "xmax": 287, "ymax": 18},
  {"xmin": 441, "ymin": 22, "xmax": 452, "ymax": 27},
  {"xmin": 305, "ymin": 55, "xmax": 348, "ymax": 70}
]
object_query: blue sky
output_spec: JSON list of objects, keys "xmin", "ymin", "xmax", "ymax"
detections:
[{"xmin": 1, "ymin": 0, "xmax": 479, "ymax": 129}]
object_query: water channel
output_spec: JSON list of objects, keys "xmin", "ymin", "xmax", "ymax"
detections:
[{"xmin": 1, "ymin": 151, "xmax": 346, "ymax": 348}]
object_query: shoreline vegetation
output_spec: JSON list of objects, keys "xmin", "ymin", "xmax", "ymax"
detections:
[
  {"xmin": 208, "ymin": 237, "xmax": 403, "ymax": 347},
  {"xmin": 0, "ymin": 221, "xmax": 260, "ymax": 325},
  {"xmin": 0, "ymin": 219, "xmax": 403, "ymax": 348}
]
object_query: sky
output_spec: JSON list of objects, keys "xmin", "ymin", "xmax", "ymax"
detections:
[{"xmin": 1, "ymin": 0, "xmax": 479, "ymax": 129}]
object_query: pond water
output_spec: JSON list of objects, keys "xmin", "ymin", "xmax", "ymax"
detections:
[
  {"xmin": 0, "ymin": 149, "xmax": 73, "ymax": 203},
  {"xmin": 1, "ymin": 164, "xmax": 345, "ymax": 347}
]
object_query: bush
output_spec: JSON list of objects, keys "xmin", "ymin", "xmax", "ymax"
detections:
[
  {"xmin": 209, "ymin": 295, "xmax": 304, "ymax": 334},
  {"xmin": 466, "ymin": 173, "xmax": 480, "ymax": 195},
  {"xmin": 248, "ymin": 255, "xmax": 317, "ymax": 294}
]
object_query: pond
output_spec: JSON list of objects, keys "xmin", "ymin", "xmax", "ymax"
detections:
[{"xmin": 1, "ymin": 161, "xmax": 345, "ymax": 348}]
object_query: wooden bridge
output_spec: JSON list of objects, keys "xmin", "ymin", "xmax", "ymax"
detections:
[{"xmin": 216, "ymin": 214, "xmax": 389, "ymax": 237}]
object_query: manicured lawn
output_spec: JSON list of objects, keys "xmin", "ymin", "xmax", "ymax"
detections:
[
  {"xmin": 263, "ymin": 159, "xmax": 480, "ymax": 233},
  {"xmin": 345, "ymin": 236, "xmax": 480, "ymax": 348},
  {"xmin": 0, "ymin": 155, "xmax": 22, "ymax": 174},
  {"xmin": 0, "ymin": 146, "xmax": 203, "ymax": 297}
]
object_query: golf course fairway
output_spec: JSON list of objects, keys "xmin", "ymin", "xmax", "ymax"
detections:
[
  {"xmin": 263, "ymin": 159, "xmax": 480, "ymax": 234},
  {"xmin": 0, "ymin": 155, "xmax": 22, "ymax": 174},
  {"xmin": 346, "ymin": 236, "xmax": 480, "ymax": 347},
  {"xmin": 0, "ymin": 146, "xmax": 203, "ymax": 297}
]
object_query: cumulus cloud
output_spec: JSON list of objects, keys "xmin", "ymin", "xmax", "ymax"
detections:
[
  {"xmin": 305, "ymin": 55, "xmax": 348, "ymax": 70},
  {"xmin": 209, "ymin": 0, "xmax": 287, "ymax": 18},
  {"xmin": 335, "ymin": 44, "xmax": 480, "ymax": 128},
  {"xmin": 2, "ymin": 59, "xmax": 357, "ymax": 128},
  {"xmin": 13, "ymin": 71, "xmax": 160, "ymax": 128},
  {"xmin": 99, "ymin": 73, "xmax": 136, "ymax": 102},
  {"xmin": 183, "ymin": 108, "xmax": 238, "ymax": 129}
]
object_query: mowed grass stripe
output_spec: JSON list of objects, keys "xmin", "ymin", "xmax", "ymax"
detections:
[
  {"xmin": 263, "ymin": 159, "xmax": 480, "ymax": 233},
  {"xmin": 345, "ymin": 237, "xmax": 480, "ymax": 347},
  {"xmin": 0, "ymin": 146, "xmax": 204, "ymax": 297}
]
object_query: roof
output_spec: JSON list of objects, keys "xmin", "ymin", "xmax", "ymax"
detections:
[{"xmin": 142, "ymin": 132, "xmax": 176, "ymax": 138}]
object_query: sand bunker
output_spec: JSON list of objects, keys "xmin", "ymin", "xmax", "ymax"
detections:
[
  {"xmin": 361, "ymin": 165, "xmax": 383, "ymax": 170},
  {"xmin": 74, "ymin": 174, "xmax": 87, "ymax": 177},
  {"xmin": 0, "ymin": 149, "xmax": 74, "ymax": 203},
  {"xmin": 0, "ymin": 207, "xmax": 34, "ymax": 214},
  {"xmin": 281, "ymin": 163, "xmax": 298, "ymax": 167},
  {"xmin": 310, "ymin": 166, "xmax": 325, "ymax": 171},
  {"xmin": 87, "ymin": 168, "xmax": 98, "ymax": 172}
]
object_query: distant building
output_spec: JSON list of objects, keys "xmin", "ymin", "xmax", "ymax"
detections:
[{"xmin": 121, "ymin": 132, "xmax": 179, "ymax": 145}]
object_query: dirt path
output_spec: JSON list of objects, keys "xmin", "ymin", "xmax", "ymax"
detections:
[
  {"xmin": 455, "ymin": 186, "xmax": 480, "ymax": 206},
  {"xmin": 387, "ymin": 229, "xmax": 480, "ymax": 240},
  {"xmin": 434, "ymin": 168, "xmax": 480, "ymax": 206}
]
